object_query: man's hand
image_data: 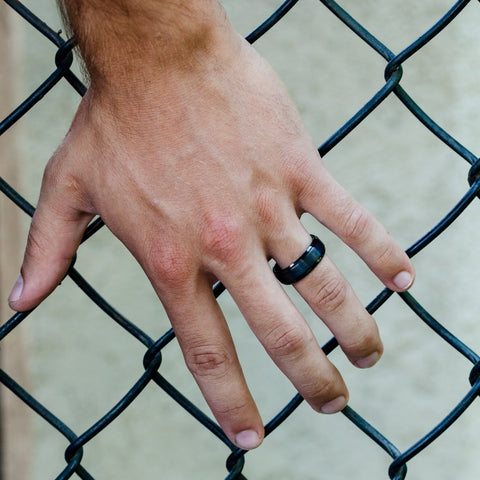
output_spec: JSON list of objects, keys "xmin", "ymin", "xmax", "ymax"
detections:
[{"xmin": 8, "ymin": 0, "xmax": 414, "ymax": 450}]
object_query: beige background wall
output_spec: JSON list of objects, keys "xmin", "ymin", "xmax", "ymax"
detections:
[
  {"xmin": 0, "ymin": 3, "xmax": 30, "ymax": 479},
  {"xmin": 1, "ymin": 0, "xmax": 480, "ymax": 479}
]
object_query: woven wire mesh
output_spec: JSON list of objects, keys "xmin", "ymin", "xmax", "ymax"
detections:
[{"xmin": 1, "ymin": 0, "xmax": 480, "ymax": 479}]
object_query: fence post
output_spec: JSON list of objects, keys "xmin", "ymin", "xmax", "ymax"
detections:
[{"xmin": 0, "ymin": 4, "xmax": 31, "ymax": 480}]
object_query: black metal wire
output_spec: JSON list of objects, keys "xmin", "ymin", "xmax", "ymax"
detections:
[{"xmin": 1, "ymin": 0, "xmax": 479, "ymax": 478}]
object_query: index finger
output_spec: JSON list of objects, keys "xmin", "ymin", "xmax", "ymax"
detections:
[{"xmin": 299, "ymin": 164, "xmax": 415, "ymax": 292}]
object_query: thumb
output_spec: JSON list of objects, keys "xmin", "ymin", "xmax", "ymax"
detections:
[{"xmin": 8, "ymin": 178, "xmax": 94, "ymax": 312}]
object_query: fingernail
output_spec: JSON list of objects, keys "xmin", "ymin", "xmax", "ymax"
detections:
[
  {"xmin": 356, "ymin": 351, "xmax": 380, "ymax": 369},
  {"xmin": 393, "ymin": 271, "xmax": 413, "ymax": 290},
  {"xmin": 321, "ymin": 395, "xmax": 347, "ymax": 414},
  {"xmin": 8, "ymin": 275, "xmax": 23, "ymax": 305},
  {"xmin": 235, "ymin": 430, "xmax": 262, "ymax": 450}
]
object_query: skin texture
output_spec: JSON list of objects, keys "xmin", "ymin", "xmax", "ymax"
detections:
[{"xmin": 8, "ymin": 0, "xmax": 415, "ymax": 450}]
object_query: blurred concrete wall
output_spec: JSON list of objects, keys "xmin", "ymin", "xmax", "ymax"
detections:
[
  {"xmin": 3, "ymin": 0, "xmax": 480, "ymax": 479},
  {"xmin": 0, "ymin": 3, "xmax": 30, "ymax": 480}
]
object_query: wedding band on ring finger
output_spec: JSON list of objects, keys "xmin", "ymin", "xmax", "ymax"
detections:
[{"xmin": 273, "ymin": 234, "xmax": 326, "ymax": 285}]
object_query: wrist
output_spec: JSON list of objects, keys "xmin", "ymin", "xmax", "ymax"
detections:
[{"xmin": 62, "ymin": 0, "xmax": 238, "ymax": 91}]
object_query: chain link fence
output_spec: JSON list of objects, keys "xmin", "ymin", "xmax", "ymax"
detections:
[{"xmin": 1, "ymin": 0, "xmax": 480, "ymax": 479}]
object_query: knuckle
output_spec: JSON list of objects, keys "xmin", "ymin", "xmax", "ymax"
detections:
[
  {"xmin": 341, "ymin": 205, "xmax": 371, "ymax": 244},
  {"xmin": 24, "ymin": 225, "xmax": 50, "ymax": 261},
  {"xmin": 43, "ymin": 157, "xmax": 76, "ymax": 192},
  {"xmin": 185, "ymin": 344, "xmax": 233, "ymax": 379},
  {"xmin": 255, "ymin": 189, "xmax": 283, "ymax": 231},
  {"xmin": 292, "ymin": 161, "xmax": 319, "ymax": 200},
  {"xmin": 375, "ymin": 239, "xmax": 397, "ymax": 266},
  {"xmin": 201, "ymin": 215, "xmax": 244, "ymax": 264},
  {"xmin": 265, "ymin": 323, "xmax": 311, "ymax": 359},
  {"xmin": 147, "ymin": 243, "xmax": 191, "ymax": 290},
  {"xmin": 60, "ymin": 173, "xmax": 85, "ymax": 201},
  {"xmin": 42, "ymin": 159, "xmax": 90, "ymax": 214},
  {"xmin": 312, "ymin": 276, "xmax": 348, "ymax": 314},
  {"xmin": 25, "ymin": 215, "xmax": 74, "ymax": 265},
  {"xmin": 213, "ymin": 400, "xmax": 251, "ymax": 417}
]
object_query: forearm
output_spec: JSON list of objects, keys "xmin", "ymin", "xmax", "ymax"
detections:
[{"xmin": 58, "ymin": 0, "xmax": 234, "ymax": 90}]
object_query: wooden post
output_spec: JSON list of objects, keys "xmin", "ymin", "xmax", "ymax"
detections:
[{"xmin": 0, "ymin": 3, "xmax": 31, "ymax": 480}]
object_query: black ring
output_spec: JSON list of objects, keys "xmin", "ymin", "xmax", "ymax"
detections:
[{"xmin": 273, "ymin": 235, "xmax": 326, "ymax": 285}]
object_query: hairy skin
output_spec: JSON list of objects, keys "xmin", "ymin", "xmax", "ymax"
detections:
[{"xmin": 9, "ymin": 0, "xmax": 415, "ymax": 450}]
